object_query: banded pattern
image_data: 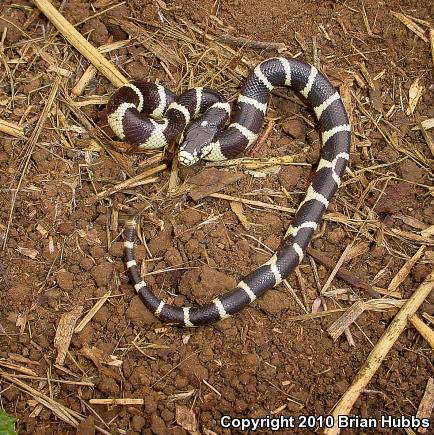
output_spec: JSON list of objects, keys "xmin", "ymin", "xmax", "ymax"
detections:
[
  {"xmin": 107, "ymin": 82, "xmax": 228, "ymax": 152},
  {"xmin": 111, "ymin": 57, "xmax": 351, "ymax": 326}
]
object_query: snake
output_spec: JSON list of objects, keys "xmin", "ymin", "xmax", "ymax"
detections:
[{"xmin": 107, "ymin": 57, "xmax": 351, "ymax": 327}]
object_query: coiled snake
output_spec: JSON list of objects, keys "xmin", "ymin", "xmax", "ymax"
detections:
[{"xmin": 107, "ymin": 57, "xmax": 351, "ymax": 326}]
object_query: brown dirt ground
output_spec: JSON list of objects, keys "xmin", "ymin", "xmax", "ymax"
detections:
[{"xmin": 0, "ymin": 0, "xmax": 433, "ymax": 434}]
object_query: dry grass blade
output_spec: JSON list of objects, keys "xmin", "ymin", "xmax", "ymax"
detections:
[
  {"xmin": 430, "ymin": 28, "xmax": 434, "ymax": 66},
  {"xmin": 89, "ymin": 398, "xmax": 144, "ymax": 405},
  {"xmin": 75, "ymin": 291, "xmax": 112, "ymax": 333},
  {"xmin": 32, "ymin": 0, "xmax": 127, "ymax": 86},
  {"xmin": 390, "ymin": 11, "xmax": 429, "ymax": 42},
  {"xmin": 86, "ymin": 164, "xmax": 167, "ymax": 204},
  {"xmin": 324, "ymin": 269, "xmax": 434, "ymax": 435},
  {"xmin": 387, "ymin": 245, "xmax": 426, "ymax": 293},
  {"xmin": 0, "ymin": 371, "xmax": 80, "ymax": 426},
  {"xmin": 320, "ymin": 244, "xmax": 353, "ymax": 295},
  {"xmin": 0, "ymin": 360, "xmax": 38, "ymax": 376},
  {"xmin": 416, "ymin": 115, "xmax": 434, "ymax": 158},
  {"xmin": 207, "ymin": 155, "xmax": 303, "ymax": 169},
  {"xmin": 3, "ymin": 76, "xmax": 61, "ymax": 249}
]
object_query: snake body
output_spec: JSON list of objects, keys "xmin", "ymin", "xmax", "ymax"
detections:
[{"xmin": 107, "ymin": 57, "xmax": 351, "ymax": 326}]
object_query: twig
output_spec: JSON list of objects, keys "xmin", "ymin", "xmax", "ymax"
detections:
[
  {"xmin": 217, "ymin": 35, "xmax": 287, "ymax": 53},
  {"xmin": 323, "ymin": 269, "xmax": 434, "ymax": 435},
  {"xmin": 86, "ymin": 164, "xmax": 167, "ymax": 204},
  {"xmin": 248, "ymin": 120, "xmax": 274, "ymax": 156},
  {"xmin": 307, "ymin": 248, "xmax": 380, "ymax": 298},
  {"xmin": 387, "ymin": 245, "xmax": 426, "ymax": 293},
  {"xmin": 74, "ymin": 291, "xmax": 111, "ymax": 333},
  {"xmin": 416, "ymin": 378, "xmax": 434, "ymax": 434}
]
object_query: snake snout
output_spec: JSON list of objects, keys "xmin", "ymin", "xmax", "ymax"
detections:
[{"xmin": 179, "ymin": 149, "xmax": 199, "ymax": 166}]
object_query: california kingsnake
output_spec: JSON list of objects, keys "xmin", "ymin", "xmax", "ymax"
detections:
[{"xmin": 108, "ymin": 57, "xmax": 351, "ymax": 326}]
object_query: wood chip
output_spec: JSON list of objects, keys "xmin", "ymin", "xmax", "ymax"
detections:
[
  {"xmin": 421, "ymin": 225, "xmax": 434, "ymax": 239},
  {"xmin": 54, "ymin": 306, "xmax": 83, "ymax": 365},
  {"xmin": 16, "ymin": 246, "xmax": 39, "ymax": 259},
  {"xmin": 80, "ymin": 345, "xmax": 123, "ymax": 369},
  {"xmin": 175, "ymin": 404, "xmax": 198, "ymax": 432},
  {"xmin": 411, "ymin": 118, "xmax": 434, "ymax": 131}
]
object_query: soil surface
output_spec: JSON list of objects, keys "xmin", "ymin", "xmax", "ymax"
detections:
[{"xmin": 0, "ymin": 0, "xmax": 433, "ymax": 434}]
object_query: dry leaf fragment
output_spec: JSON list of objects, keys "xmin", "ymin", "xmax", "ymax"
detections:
[
  {"xmin": 80, "ymin": 345, "xmax": 123, "ymax": 369},
  {"xmin": 16, "ymin": 247, "xmax": 39, "ymax": 259},
  {"xmin": 230, "ymin": 201, "xmax": 251, "ymax": 230},
  {"xmin": 175, "ymin": 404, "xmax": 197, "ymax": 432},
  {"xmin": 406, "ymin": 77, "xmax": 423, "ymax": 115}
]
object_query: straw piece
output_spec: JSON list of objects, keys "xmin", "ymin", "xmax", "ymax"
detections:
[
  {"xmin": 391, "ymin": 11, "xmax": 428, "ymax": 42},
  {"xmin": 430, "ymin": 29, "xmax": 434, "ymax": 66},
  {"xmin": 416, "ymin": 378, "xmax": 434, "ymax": 434},
  {"xmin": 71, "ymin": 40, "xmax": 130, "ymax": 96},
  {"xmin": 409, "ymin": 314, "xmax": 434, "ymax": 349},
  {"xmin": 89, "ymin": 398, "xmax": 144, "ymax": 405},
  {"xmin": 323, "ymin": 269, "xmax": 434, "ymax": 435},
  {"xmin": 86, "ymin": 164, "xmax": 167, "ymax": 204},
  {"xmin": 0, "ymin": 119, "xmax": 24, "ymax": 137},
  {"xmin": 31, "ymin": 0, "xmax": 127, "ymax": 87},
  {"xmin": 75, "ymin": 290, "xmax": 111, "ymax": 333},
  {"xmin": 387, "ymin": 245, "xmax": 425, "ymax": 293}
]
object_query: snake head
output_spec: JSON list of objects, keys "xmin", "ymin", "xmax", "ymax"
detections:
[{"xmin": 179, "ymin": 120, "xmax": 218, "ymax": 166}]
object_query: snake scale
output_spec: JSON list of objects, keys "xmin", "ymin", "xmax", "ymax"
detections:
[{"xmin": 107, "ymin": 57, "xmax": 351, "ymax": 326}]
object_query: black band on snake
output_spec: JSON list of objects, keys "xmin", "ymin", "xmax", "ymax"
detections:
[{"xmin": 107, "ymin": 57, "xmax": 351, "ymax": 327}]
